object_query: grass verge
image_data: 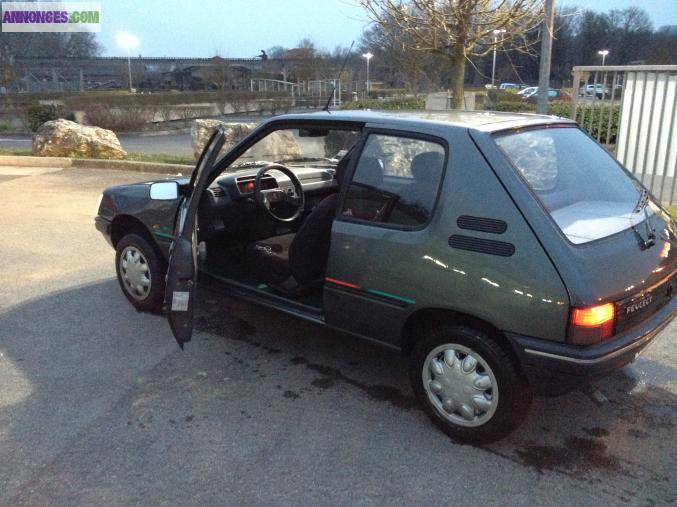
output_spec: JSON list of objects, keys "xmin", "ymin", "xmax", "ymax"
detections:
[
  {"xmin": 125, "ymin": 152, "xmax": 194, "ymax": 165},
  {"xmin": 0, "ymin": 148, "xmax": 32, "ymax": 156}
]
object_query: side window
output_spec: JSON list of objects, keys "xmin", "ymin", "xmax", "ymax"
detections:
[{"xmin": 342, "ymin": 133, "xmax": 446, "ymax": 227}]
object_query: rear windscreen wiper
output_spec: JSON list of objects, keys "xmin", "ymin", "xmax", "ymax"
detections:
[
  {"xmin": 633, "ymin": 187, "xmax": 650, "ymax": 213},
  {"xmin": 631, "ymin": 188, "xmax": 656, "ymax": 249}
]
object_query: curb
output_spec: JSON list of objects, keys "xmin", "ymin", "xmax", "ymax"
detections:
[
  {"xmin": 0, "ymin": 155, "xmax": 193, "ymax": 174},
  {"xmin": 120, "ymin": 127, "xmax": 192, "ymax": 137}
]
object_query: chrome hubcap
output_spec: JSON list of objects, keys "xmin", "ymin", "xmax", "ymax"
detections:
[
  {"xmin": 119, "ymin": 246, "xmax": 151, "ymax": 301},
  {"xmin": 422, "ymin": 344, "xmax": 498, "ymax": 427}
]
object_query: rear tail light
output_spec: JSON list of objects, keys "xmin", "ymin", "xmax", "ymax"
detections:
[{"xmin": 568, "ymin": 303, "xmax": 615, "ymax": 345}]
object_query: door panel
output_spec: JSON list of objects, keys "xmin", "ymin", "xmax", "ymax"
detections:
[
  {"xmin": 324, "ymin": 129, "xmax": 449, "ymax": 345},
  {"xmin": 165, "ymin": 126, "xmax": 226, "ymax": 347}
]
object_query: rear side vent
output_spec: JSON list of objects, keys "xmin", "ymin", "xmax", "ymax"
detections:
[
  {"xmin": 449, "ymin": 235, "xmax": 515, "ymax": 257},
  {"xmin": 209, "ymin": 186, "xmax": 225, "ymax": 197},
  {"xmin": 457, "ymin": 215, "xmax": 507, "ymax": 234}
]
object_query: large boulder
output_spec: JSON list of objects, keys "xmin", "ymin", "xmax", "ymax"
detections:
[
  {"xmin": 32, "ymin": 119, "xmax": 126, "ymax": 159},
  {"xmin": 191, "ymin": 119, "xmax": 302, "ymax": 162},
  {"xmin": 191, "ymin": 119, "xmax": 256, "ymax": 160}
]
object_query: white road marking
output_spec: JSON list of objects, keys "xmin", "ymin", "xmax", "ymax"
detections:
[{"xmin": 0, "ymin": 139, "xmax": 31, "ymax": 142}]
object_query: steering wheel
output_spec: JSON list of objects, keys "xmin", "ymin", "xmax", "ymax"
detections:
[{"xmin": 253, "ymin": 163, "xmax": 305, "ymax": 223}]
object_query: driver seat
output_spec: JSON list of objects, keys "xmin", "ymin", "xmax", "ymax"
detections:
[{"xmin": 246, "ymin": 153, "xmax": 351, "ymax": 294}]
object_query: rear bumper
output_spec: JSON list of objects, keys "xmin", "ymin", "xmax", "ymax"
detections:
[
  {"xmin": 507, "ymin": 298, "xmax": 676, "ymax": 395},
  {"xmin": 95, "ymin": 216, "xmax": 113, "ymax": 247}
]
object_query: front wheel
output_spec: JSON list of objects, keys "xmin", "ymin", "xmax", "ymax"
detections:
[
  {"xmin": 115, "ymin": 233, "xmax": 166, "ymax": 312},
  {"xmin": 410, "ymin": 325, "xmax": 532, "ymax": 443}
]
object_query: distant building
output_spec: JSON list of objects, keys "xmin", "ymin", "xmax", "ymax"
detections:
[{"xmin": 6, "ymin": 56, "xmax": 302, "ymax": 93}]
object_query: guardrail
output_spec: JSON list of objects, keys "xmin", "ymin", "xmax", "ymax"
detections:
[
  {"xmin": 572, "ymin": 65, "xmax": 677, "ymax": 204},
  {"xmin": 249, "ymin": 79, "xmax": 345, "ymax": 106}
]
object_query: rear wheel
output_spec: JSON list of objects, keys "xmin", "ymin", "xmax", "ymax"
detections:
[
  {"xmin": 410, "ymin": 325, "xmax": 531, "ymax": 443},
  {"xmin": 115, "ymin": 233, "xmax": 165, "ymax": 312}
]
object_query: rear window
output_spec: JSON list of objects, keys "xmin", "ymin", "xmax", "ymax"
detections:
[{"xmin": 495, "ymin": 127, "xmax": 644, "ymax": 244}]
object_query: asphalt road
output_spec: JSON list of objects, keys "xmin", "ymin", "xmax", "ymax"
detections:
[
  {"xmin": 0, "ymin": 165, "xmax": 675, "ymax": 505},
  {"xmin": 1, "ymin": 132, "xmax": 192, "ymax": 158}
]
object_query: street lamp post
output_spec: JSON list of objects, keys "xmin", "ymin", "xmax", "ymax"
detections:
[
  {"xmin": 491, "ymin": 29, "xmax": 506, "ymax": 88},
  {"xmin": 597, "ymin": 49, "xmax": 609, "ymax": 66},
  {"xmin": 362, "ymin": 52, "xmax": 373, "ymax": 97},
  {"xmin": 116, "ymin": 32, "xmax": 140, "ymax": 93}
]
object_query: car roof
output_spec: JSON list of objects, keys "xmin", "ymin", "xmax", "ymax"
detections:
[{"xmin": 269, "ymin": 109, "xmax": 575, "ymax": 133}]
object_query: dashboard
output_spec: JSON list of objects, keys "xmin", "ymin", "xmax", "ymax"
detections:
[
  {"xmin": 198, "ymin": 166, "xmax": 337, "ymax": 239},
  {"xmin": 209, "ymin": 166, "xmax": 335, "ymax": 200}
]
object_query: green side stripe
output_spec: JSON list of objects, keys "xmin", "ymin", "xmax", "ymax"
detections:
[
  {"xmin": 153, "ymin": 231, "xmax": 175, "ymax": 239},
  {"xmin": 366, "ymin": 289, "xmax": 416, "ymax": 305}
]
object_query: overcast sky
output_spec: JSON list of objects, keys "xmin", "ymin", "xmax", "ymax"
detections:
[{"xmin": 98, "ymin": 0, "xmax": 677, "ymax": 58}]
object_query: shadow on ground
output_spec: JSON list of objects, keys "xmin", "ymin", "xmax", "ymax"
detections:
[{"xmin": 1, "ymin": 280, "xmax": 675, "ymax": 505}]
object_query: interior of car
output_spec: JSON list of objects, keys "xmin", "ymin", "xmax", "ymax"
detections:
[
  {"xmin": 194, "ymin": 127, "xmax": 358, "ymax": 309},
  {"xmin": 195, "ymin": 125, "xmax": 447, "ymax": 311}
]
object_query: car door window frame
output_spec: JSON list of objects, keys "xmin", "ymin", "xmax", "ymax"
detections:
[
  {"xmin": 336, "ymin": 127, "xmax": 449, "ymax": 232},
  {"xmin": 205, "ymin": 119, "xmax": 366, "ymax": 188}
]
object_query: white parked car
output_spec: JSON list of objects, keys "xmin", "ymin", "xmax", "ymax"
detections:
[
  {"xmin": 579, "ymin": 84, "xmax": 610, "ymax": 98},
  {"xmin": 517, "ymin": 86, "xmax": 537, "ymax": 96}
]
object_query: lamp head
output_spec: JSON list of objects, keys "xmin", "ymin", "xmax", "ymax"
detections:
[{"xmin": 116, "ymin": 32, "xmax": 139, "ymax": 51}]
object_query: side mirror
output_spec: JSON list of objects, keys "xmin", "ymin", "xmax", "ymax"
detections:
[{"xmin": 149, "ymin": 181, "xmax": 179, "ymax": 200}]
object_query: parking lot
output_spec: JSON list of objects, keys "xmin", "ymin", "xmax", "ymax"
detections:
[{"xmin": 0, "ymin": 165, "xmax": 675, "ymax": 505}]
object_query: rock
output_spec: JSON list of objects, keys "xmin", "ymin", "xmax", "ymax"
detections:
[
  {"xmin": 191, "ymin": 119, "xmax": 302, "ymax": 162},
  {"xmin": 32, "ymin": 119, "xmax": 126, "ymax": 159},
  {"xmin": 191, "ymin": 119, "xmax": 256, "ymax": 160}
]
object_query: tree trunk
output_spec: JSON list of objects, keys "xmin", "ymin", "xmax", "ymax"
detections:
[{"xmin": 451, "ymin": 54, "xmax": 466, "ymax": 109}]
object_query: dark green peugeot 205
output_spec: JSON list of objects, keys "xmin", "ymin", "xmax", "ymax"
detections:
[{"xmin": 95, "ymin": 110, "xmax": 676, "ymax": 443}]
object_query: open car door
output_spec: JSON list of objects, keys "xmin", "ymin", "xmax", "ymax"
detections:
[{"xmin": 165, "ymin": 126, "xmax": 226, "ymax": 347}]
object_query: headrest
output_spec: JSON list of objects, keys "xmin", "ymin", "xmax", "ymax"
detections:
[
  {"xmin": 410, "ymin": 151, "xmax": 444, "ymax": 182},
  {"xmin": 353, "ymin": 156, "xmax": 384, "ymax": 188},
  {"xmin": 334, "ymin": 147, "xmax": 354, "ymax": 186}
]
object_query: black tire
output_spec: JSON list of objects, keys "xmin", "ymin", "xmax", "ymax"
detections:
[
  {"xmin": 115, "ymin": 233, "xmax": 166, "ymax": 312},
  {"xmin": 410, "ymin": 325, "xmax": 532, "ymax": 444}
]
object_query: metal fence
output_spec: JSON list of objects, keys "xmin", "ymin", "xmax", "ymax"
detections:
[
  {"xmin": 571, "ymin": 65, "xmax": 677, "ymax": 204},
  {"xmin": 249, "ymin": 78, "xmax": 352, "ymax": 107}
]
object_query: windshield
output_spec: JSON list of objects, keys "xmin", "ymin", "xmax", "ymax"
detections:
[
  {"xmin": 495, "ymin": 126, "xmax": 644, "ymax": 244},
  {"xmin": 226, "ymin": 128, "xmax": 358, "ymax": 173}
]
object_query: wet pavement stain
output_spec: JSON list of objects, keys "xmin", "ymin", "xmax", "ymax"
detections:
[
  {"xmin": 311, "ymin": 377, "xmax": 335, "ymax": 389},
  {"xmin": 194, "ymin": 314, "xmax": 287, "ymax": 355},
  {"xmin": 234, "ymin": 318, "xmax": 256, "ymax": 336},
  {"xmin": 300, "ymin": 360, "xmax": 416, "ymax": 410},
  {"xmin": 193, "ymin": 305, "xmax": 414, "ymax": 410},
  {"xmin": 514, "ymin": 436, "xmax": 623, "ymax": 475},
  {"xmin": 283, "ymin": 390, "xmax": 300, "ymax": 400},
  {"xmin": 582, "ymin": 427, "xmax": 610, "ymax": 437},
  {"xmin": 612, "ymin": 385, "xmax": 677, "ymax": 431},
  {"xmin": 628, "ymin": 428, "xmax": 651, "ymax": 439}
]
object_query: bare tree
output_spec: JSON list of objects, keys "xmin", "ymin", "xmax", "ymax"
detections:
[
  {"xmin": 357, "ymin": 0, "xmax": 544, "ymax": 108},
  {"xmin": 359, "ymin": 18, "xmax": 435, "ymax": 91}
]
